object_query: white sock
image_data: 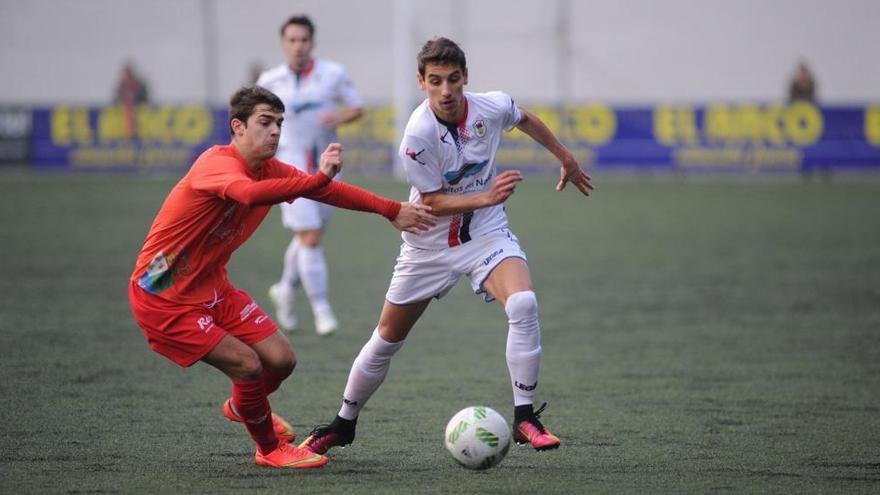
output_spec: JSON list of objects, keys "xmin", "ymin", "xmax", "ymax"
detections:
[
  {"xmin": 338, "ymin": 328, "xmax": 404, "ymax": 420},
  {"xmin": 505, "ymin": 290, "xmax": 542, "ymax": 406},
  {"xmin": 280, "ymin": 237, "xmax": 301, "ymax": 290},
  {"xmin": 297, "ymin": 245, "xmax": 332, "ymax": 315}
]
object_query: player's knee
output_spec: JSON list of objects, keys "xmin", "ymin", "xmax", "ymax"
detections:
[
  {"xmin": 505, "ymin": 290, "xmax": 538, "ymax": 324},
  {"xmin": 262, "ymin": 347, "xmax": 296, "ymax": 378},
  {"xmin": 356, "ymin": 328, "xmax": 404, "ymax": 374},
  {"xmin": 235, "ymin": 349, "xmax": 264, "ymax": 381},
  {"xmin": 281, "ymin": 355, "xmax": 296, "ymax": 377},
  {"xmin": 296, "ymin": 230, "xmax": 322, "ymax": 247}
]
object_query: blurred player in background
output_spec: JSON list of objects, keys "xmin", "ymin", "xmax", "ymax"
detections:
[
  {"xmin": 128, "ymin": 86, "xmax": 435, "ymax": 469},
  {"xmin": 257, "ymin": 15, "xmax": 364, "ymax": 336},
  {"xmin": 299, "ymin": 37, "xmax": 593, "ymax": 456}
]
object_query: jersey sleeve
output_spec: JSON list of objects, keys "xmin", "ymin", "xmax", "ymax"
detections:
[
  {"xmin": 399, "ymin": 134, "xmax": 443, "ymax": 193},
  {"xmin": 189, "ymin": 156, "xmax": 251, "ymax": 199},
  {"xmin": 485, "ymin": 91, "xmax": 522, "ymax": 131},
  {"xmin": 225, "ymin": 172, "xmax": 331, "ymax": 206},
  {"xmin": 335, "ymin": 69, "xmax": 363, "ymax": 108},
  {"xmin": 305, "ymin": 180, "xmax": 400, "ymax": 220}
]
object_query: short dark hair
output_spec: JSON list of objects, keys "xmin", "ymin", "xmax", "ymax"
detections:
[
  {"xmin": 280, "ymin": 15, "xmax": 315, "ymax": 39},
  {"xmin": 417, "ymin": 37, "xmax": 467, "ymax": 76},
  {"xmin": 228, "ymin": 86, "xmax": 284, "ymax": 135}
]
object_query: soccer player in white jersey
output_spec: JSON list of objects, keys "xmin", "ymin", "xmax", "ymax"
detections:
[
  {"xmin": 257, "ymin": 15, "xmax": 364, "ymax": 336},
  {"xmin": 299, "ymin": 37, "xmax": 593, "ymax": 455}
]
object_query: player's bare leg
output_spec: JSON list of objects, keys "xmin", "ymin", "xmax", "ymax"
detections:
[
  {"xmin": 484, "ymin": 258, "xmax": 560, "ymax": 451},
  {"xmin": 299, "ymin": 299, "xmax": 431, "ymax": 454}
]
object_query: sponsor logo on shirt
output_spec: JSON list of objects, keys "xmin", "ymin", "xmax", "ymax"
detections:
[
  {"xmin": 444, "ymin": 159, "xmax": 490, "ymax": 185},
  {"xmin": 138, "ymin": 246, "xmax": 190, "ymax": 294},
  {"xmin": 291, "ymin": 101, "xmax": 321, "ymax": 114}
]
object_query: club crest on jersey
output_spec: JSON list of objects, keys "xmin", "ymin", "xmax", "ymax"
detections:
[
  {"xmin": 473, "ymin": 119, "xmax": 487, "ymax": 137},
  {"xmin": 405, "ymin": 147, "xmax": 427, "ymax": 165}
]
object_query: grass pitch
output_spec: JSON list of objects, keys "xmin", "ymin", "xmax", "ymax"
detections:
[{"xmin": 0, "ymin": 173, "xmax": 878, "ymax": 493}]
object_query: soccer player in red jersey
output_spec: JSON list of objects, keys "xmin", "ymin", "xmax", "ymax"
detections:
[{"xmin": 128, "ymin": 86, "xmax": 436, "ymax": 469}]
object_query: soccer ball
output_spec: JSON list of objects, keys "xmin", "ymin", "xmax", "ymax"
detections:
[{"xmin": 444, "ymin": 406, "xmax": 511, "ymax": 470}]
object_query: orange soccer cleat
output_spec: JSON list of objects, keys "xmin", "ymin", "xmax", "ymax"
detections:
[
  {"xmin": 513, "ymin": 403, "xmax": 561, "ymax": 451},
  {"xmin": 255, "ymin": 442, "xmax": 328, "ymax": 469},
  {"xmin": 223, "ymin": 399, "xmax": 297, "ymax": 444}
]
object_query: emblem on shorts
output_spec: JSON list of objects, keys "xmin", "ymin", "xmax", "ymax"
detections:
[
  {"xmin": 197, "ymin": 315, "xmax": 214, "ymax": 333},
  {"xmin": 473, "ymin": 119, "xmax": 486, "ymax": 137},
  {"xmin": 483, "ymin": 248, "xmax": 504, "ymax": 266}
]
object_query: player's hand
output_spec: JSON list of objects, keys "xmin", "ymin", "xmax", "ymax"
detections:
[
  {"xmin": 557, "ymin": 153, "xmax": 594, "ymax": 196},
  {"xmin": 392, "ymin": 202, "xmax": 438, "ymax": 234},
  {"xmin": 319, "ymin": 143, "xmax": 343, "ymax": 178},
  {"xmin": 484, "ymin": 170, "xmax": 523, "ymax": 206}
]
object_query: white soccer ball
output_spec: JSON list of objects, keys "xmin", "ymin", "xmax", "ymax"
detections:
[{"xmin": 444, "ymin": 406, "xmax": 511, "ymax": 470}]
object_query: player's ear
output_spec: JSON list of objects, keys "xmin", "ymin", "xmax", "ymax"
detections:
[
  {"xmin": 417, "ymin": 73, "xmax": 426, "ymax": 91},
  {"xmin": 230, "ymin": 118, "xmax": 246, "ymax": 137},
  {"xmin": 462, "ymin": 67, "xmax": 468, "ymax": 85}
]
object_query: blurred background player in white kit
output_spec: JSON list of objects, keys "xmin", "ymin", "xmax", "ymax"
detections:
[{"xmin": 257, "ymin": 15, "xmax": 364, "ymax": 336}]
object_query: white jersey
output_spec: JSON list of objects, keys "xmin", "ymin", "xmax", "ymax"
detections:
[
  {"xmin": 399, "ymin": 91, "xmax": 522, "ymax": 249},
  {"xmin": 257, "ymin": 58, "xmax": 363, "ymax": 172}
]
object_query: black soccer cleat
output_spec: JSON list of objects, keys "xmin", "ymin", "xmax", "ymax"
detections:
[{"xmin": 298, "ymin": 416, "xmax": 356, "ymax": 455}]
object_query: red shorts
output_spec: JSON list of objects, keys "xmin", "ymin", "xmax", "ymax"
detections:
[{"xmin": 128, "ymin": 281, "xmax": 278, "ymax": 367}]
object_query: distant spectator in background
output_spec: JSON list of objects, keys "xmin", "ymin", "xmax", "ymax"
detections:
[
  {"xmin": 788, "ymin": 62, "xmax": 830, "ymax": 180},
  {"xmin": 788, "ymin": 61, "xmax": 816, "ymax": 104},
  {"xmin": 115, "ymin": 61, "xmax": 150, "ymax": 105},
  {"xmin": 114, "ymin": 61, "xmax": 150, "ymax": 139}
]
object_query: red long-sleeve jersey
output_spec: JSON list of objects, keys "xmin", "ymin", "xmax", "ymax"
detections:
[{"xmin": 131, "ymin": 144, "xmax": 399, "ymax": 304}]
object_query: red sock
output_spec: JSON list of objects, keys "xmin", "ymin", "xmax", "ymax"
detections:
[
  {"xmin": 232, "ymin": 379, "xmax": 278, "ymax": 454},
  {"xmin": 262, "ymin": 367, "xmax": 288, "ymax": 396}
]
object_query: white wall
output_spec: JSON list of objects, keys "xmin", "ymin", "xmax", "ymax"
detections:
[{"xmin": 1, "ymin": 0, "xmax": 877, "ymax": 105}]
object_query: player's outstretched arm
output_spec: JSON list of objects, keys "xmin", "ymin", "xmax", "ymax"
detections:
[
  {"xmin": 306, "ymin": 181, "xmax": 437, "ymax": 233},
  {"xmin": 515, "ymin": 108, "xmax": 594, "ymax": 196},
  {"xmin": 420, "ymin": 170, "xmax": 523, "ymax": 216}
]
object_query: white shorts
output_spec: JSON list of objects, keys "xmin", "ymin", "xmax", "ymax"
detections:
[
  {"xmin": 385, "ymin": 228, "xmax": 527, "ymax": 305},
  {"xmin": 275, "ymin": 147, "xmax": 334, "ymax": 232},
  {"xmin": 280, "ymin": 197, "xmax": 333, "ymax": 231}
]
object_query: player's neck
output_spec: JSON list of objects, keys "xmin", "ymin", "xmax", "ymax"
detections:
[
  {"xmin": 290, "ymin": 58, "xmax": 314, "ymax": 75},
  {"xmin": 431, "ymin": 97, "xmax": 467, "ymax": 126},
  {"xmin": 231, "ymin": 141, "xmax": 265, "ymax": 171}
]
